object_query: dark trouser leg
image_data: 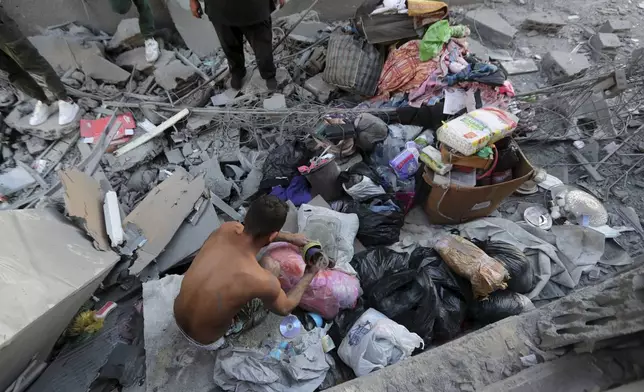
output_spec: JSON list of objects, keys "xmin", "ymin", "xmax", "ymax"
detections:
[
  {"xmin": 109, "ymin": 0, "xmax": 133, "ymax": 14},
  {"xmin": 242, "ymin": 19, "xmax": 276, "ymax": 80},
  {"xmin": 0, "ymin": 8, "xmax": 66, "ymax": 102},
  {"xmin": 132, "ymin": 0, "xmax": 155, "ymax": 38},
  {"xmin": 211, "ymin": 22, "xmax": 246, "ymax": 79},
  {"xmin": 0, "ymin": 49, "xmax": 48, "ymax": 103}
]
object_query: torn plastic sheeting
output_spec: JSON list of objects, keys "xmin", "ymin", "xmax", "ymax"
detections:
[
  {"xmin": 125, "ymin": 167, "xmax": 205, "ymax": 275},
  {"xmin": 213, "ymin": 328, "xmax": 330, "ymax": 392}
]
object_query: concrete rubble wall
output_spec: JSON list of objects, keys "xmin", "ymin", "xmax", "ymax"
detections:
[
  {"xmin": 2, "ymin": 0, "xmax": 172, "ymax": 35},
  {"xmin": 330, "ymin": 265, "xmax": 644, "ymax": 392}
]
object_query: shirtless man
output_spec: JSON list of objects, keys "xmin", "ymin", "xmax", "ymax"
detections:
[{"xmin": 173, "ymin": 195, "xmax": 318, "ymax": 349}]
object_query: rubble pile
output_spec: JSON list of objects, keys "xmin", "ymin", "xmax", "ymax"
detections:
[{"xmin": 1, "ymin": 2, "xmax": 644, "ymax": 392}]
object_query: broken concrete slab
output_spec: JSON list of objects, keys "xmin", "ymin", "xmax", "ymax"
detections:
[
  {"xmin": 210, "ymin": 89, "xmax": 238, "ymax": 106},
  {"xmin": 304, "ymin": 74, "xmax": 337, "ymax": 103},
  {"xmin": 288, "ymin": 21, "xmax": 330, "ymax": 43},
  {"xmin": 0, "ymin": 165, "xmax": 36, "ymax": 195},
  {"xmin": 115, "ymin": 48, "xmax": 175, "ymax": 72},
  {"xmin": 153, "ymin": 202, "xmax": 221, "ymax": 273},
  {"xmin": 125, "ymin": 167, "xmax": 205, "ymax": 275},
  {"xmin": 466, "ymin": 38, "xmax": 489, "ymax": 62},
  {"xmin": 186, "ymin": 115, "xmax": 212, "ymax": 132},
  {"xmin": 166, "ymin": 0, "xmax": 221, "ymax": 58},
  {"xmin": 590, "ymin": 33, "xmax": 622, "ymax": 60},
  {"xmin": 522, "ymin": 11, "xmax": 567, "ymax": 32},
  {"xmin": 263, "ymin": 93, "xmax": 287, "ymax": 110},
  {"xmin": 195, "ymin": 127, "xmax": 240, "ymax": 162},
  {"xmin": 4, "ymin": 105, "xmax": 83, "ymax": 140},
  {"xmin": 189, "ymin": 157, "xmax": 233, "ymax": 199},
  {"xmin": 599, "ymin": 19, "xmax": 632, "ymax": 34},
  {"xmin": 501, "ymin": 59, "xmax": 539, "ymax": 75},
  {"xmin": 105, "ymin": 136, "xmax": 166, "ymax": 172},
  {"xmin": 0, "ymin": 208, "xmax": 119, "ymax": 392},
  {"xmin": 164, "ymin": 148, "xmax": 184, "ymax": 164},
  {"xmin": 30, "ymin": 35, "xmax": 131, "ymax": 83},
  {"xmin": 488, "ymin": 49, "xmax": 513, "ymax": 62},
  {"xmin": 464, "ymin": 9, "xmax": 517, "ymax": 48},
  {"xmin": 542, "ymin": 51, "xmax": 591, "ymax": 83},
  {"xmin": 60, "ymin": 168, "xmax": 111, "ymax": 251},
  {"xmin": 153, "ymin": 59, "xmax": 197, "ymax": 90},
  {"xmin": 108, "ymin": 18, "xmax": 144, "ymax": 50},
  {"xmin": 24, "ymin": 136, "xmax": 48, "ymax": 155}
]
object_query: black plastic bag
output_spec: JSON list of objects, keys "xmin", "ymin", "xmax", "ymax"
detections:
[
  {"xmin": 468, "ymin": 290, "xmax": 534, "ymax": 324},
  {"xmin": 350, "ymin": 248, "xmax": 438, "ymax": 343},
  {"xmin": 260, "ymin": 142, "xmax": 309, "ymax": 187},
  {"xmin": 409, "ymin": 247, "xmax": 471, "ymax": 341},
  {"xmin": 331, "ymin": 297, "xmax": 366, "ymax": 341},
  {"xmin": 477, "ymin": 241, "xmax": 534, "ymax": 294},
  {"xmin": 341, "ymin": 198, "xmax": 404, "ymax": 246},
  {"xmin": 351, "ymin": 248, "xmax": 409, "ymax": 287}
]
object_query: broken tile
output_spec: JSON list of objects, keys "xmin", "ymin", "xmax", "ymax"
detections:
[
  {"xmin": 501, "ymin": 59, "xmax": 539, "ymax": 75},
  {"xmin": 60, "ymin": 168, "xmax": 111, "ymax": 251},
  {"xmin": 0, "ymin": 165, "xmax": 35, "ymax": 195},
  {"xmin": 125, "ymin": 167, "xmax": 205, "ymax": 275},
  {"xmin": 164, "ymin": 148, "xmax": 184, "ymax": 164}
]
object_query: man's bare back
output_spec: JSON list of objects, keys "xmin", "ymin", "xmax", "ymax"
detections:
[
  {"xmin": 173, "ymin": 222, "xmax": 278, "ymax": 344},
  {"xmin": 173, "ymin": 218, "xmax": 317, "ymax": 345}
]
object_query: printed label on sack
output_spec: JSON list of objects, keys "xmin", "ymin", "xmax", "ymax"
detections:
[
  {"xmin": 471, "ymin": 201, "xmax": 491, "ymax": 211},
  {"xmin": 348, "ymin": 320, "xmax": 374, "ymax": 346}
]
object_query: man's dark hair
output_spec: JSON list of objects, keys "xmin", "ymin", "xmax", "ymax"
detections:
[{"xmin": 244, "ymin": 195, "xmax": 288, "ymax": 238}]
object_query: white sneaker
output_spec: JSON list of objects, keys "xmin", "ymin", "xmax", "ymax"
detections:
[
  {"xmin": 58, "ymin": 100, "xmax": 80, "ymax": 125},
  {"xmin": 29, "ymin": 101, "xmax": 52, "ymax": 126},
  {"xmin": 145, "ymin": 38, "xmax": 160, "ymax": 63}
]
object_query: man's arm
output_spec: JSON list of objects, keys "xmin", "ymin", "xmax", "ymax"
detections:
[
  {"xmin": 261, "ymin": 270, "xmax": 317, "ymax": 316},
  {"xmin": 274, "ymin": 232, "xmax": 309, "ymax": 247}
]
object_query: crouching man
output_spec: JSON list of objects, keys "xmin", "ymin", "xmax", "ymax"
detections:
[{"xmin": 173, "ymin": 195, "xmax": 317, "ymax": 350}]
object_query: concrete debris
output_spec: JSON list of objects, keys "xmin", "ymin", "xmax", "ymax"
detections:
[
  {"xmin": 211, "ymin": 89, "xmax": 238, "ymax": 106},
  {"xmin": 29, "ymin": 35, "xmax": 130, "ymax": 83},
  {"xmin": 542, "ymin": 51, "xmax": 591, "ymax": 83},
  {"xmin": 24, "ymin": 136, "xmax": 48, "ymax": 155},
  {"xmin": 466, "ymin": 38, "xmax": 490, "ymax": 62},
  {"xmin": 108, "ymin": 18, "xmax": 144, "ymax": 50},
  {"xmin": 105, "ymin": 136, "xmax": 166, "ymax": 172},
  {"xmin": 182, "ymin": 142, "xmax": 194, "ymax": 157},
  {"xmin": 501, "ymin": 59, "xmax": 539, "ymax": 75},
  {"xmin": 126, "ymin": 166, "xmax": 158, "ymax": 192},
  {"xmin": 125, "ymin": 166, "xmax": 205, "ymax": 275},
  {"xmin": 189, "ymin": 157, "xmax": 233, "ymax": 199},
  {"xmin": 116, "ymin": 48, "xmax": 175, "ymax": 72},
  {"xmin": 195, "ymin": 127, "xmax": 240, "ymax": 162},
  {"xmin": 522, "ymin": 11, "xmax": 567, "ymax": 32},
  {"xmin": 288, "ymin": 21, "xmax": 330, "ymax": 43},
  {"xmin": 164, "ymin": 148, "xmax": 184, "ymax": 164},
  {"xmin": 60, "ymin": 168, "xmax": 111, "ymax": 251},
  {"xmin": 488, "ymin": 49, "xmax": 513, "ymax": 62},
  {"xmin": 590, "ymin": 33, "xmax": 622, "ymax": 61},
  {"xmin": 0, "ymin": 166, "xmax": 36, "ymax": 196},
  {"xmin": 263, "ymin": 93, "xmax": 287, "ymax": 110},
  {"xmin": 166, "ymin": 0, "xmax": 221, "ymax": 58},
  {"xmin": 304, "ymin": 74, "xmax": 338, "ymax": 103},
  {"xmin": 243, "ymin": 67, "xmax": 292, "ymax": 95},
  {"xmin": 464, "ymin": 9, "xmax": 517, "ymax": 48},
  {"xmin": 599, "ymin": 20, "xmax": 632, "ymax": 35},
  {"xmin": 5, "ymin": 105, "xmax": 82, "ymax": 140},
  {"xmin": 153, "ymin": 59, "xmax": 197, "ymax": 90}
]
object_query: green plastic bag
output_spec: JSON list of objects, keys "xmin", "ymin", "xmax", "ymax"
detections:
[{"xmin": 419, "ymin": 20, "xmax": 451, "ymax": 61}]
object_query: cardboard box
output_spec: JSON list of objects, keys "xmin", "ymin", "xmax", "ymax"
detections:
[{"xmin": 421, "ymin": 145, "xmax": 533, "ymax": 224}]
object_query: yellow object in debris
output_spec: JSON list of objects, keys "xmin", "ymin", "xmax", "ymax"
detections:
[
  {"xmin": 68, "ymin": 310, "xmax": 104, "ymax": 336},
  {"xmin": 407, "ymin": 0, "xmax": 448, "ymax": 17}
]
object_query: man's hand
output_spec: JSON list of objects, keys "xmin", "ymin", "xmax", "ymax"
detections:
[
  {"xmin": 275, "ymin": 232, "xmax": 310, "ymax": 247},
  {"xmin": 304, "ymin": 262, "xmax": 320, "ymax": 277},
  {"xmin": 190, "ymin": 0, "xmax": 203, "ymax": 18}
]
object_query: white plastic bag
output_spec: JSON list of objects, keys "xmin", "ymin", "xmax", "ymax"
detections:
[
  {"xmin": 342, "ymin": 176, "xmax": 386, "ymax": 201},
  {"xmin": 298, "ymin": 204, "xmax": 359, "ymax": 276},
  {"xmin": 338, "ymin": 309, "xmax": 424, "ymax": 377}
]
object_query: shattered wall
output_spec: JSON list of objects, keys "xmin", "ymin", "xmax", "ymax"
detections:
[{"xmin": 2, "ymin": 0, "xmax": 172, "ymax": 35}]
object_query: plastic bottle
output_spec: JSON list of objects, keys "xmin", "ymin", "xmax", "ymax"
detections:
[{"xmin": 389, "ymin": 142, "xmax": 420, "ymax": 179}]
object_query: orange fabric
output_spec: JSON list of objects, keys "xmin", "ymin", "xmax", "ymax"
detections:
[{"xmin": 376, "ymin": 40, "xmax": 439, "ymax": 97}]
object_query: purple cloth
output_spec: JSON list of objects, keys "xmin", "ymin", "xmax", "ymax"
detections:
[{"xmin": 270, "ymin": 176, "xmax": 312, "ymax": 207}]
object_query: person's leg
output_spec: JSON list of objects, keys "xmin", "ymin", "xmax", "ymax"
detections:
[
  {"xmin": 211, "ymin": 22, "xmax": 247, "ymax": 89},
  {"xmin": 0, "ymin": 49, "xmax": 49, "ymax": 103},
  {"xmin": 242, "ymin": 19, "xmax": 276, "ymax": 88},
  {"xmin": 131, "ymin": 0, "xmax": 155, "ymax": 38},
  {"xmin": 109, "ymin": 0, "xmax": 133, "ymax": 15}
]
